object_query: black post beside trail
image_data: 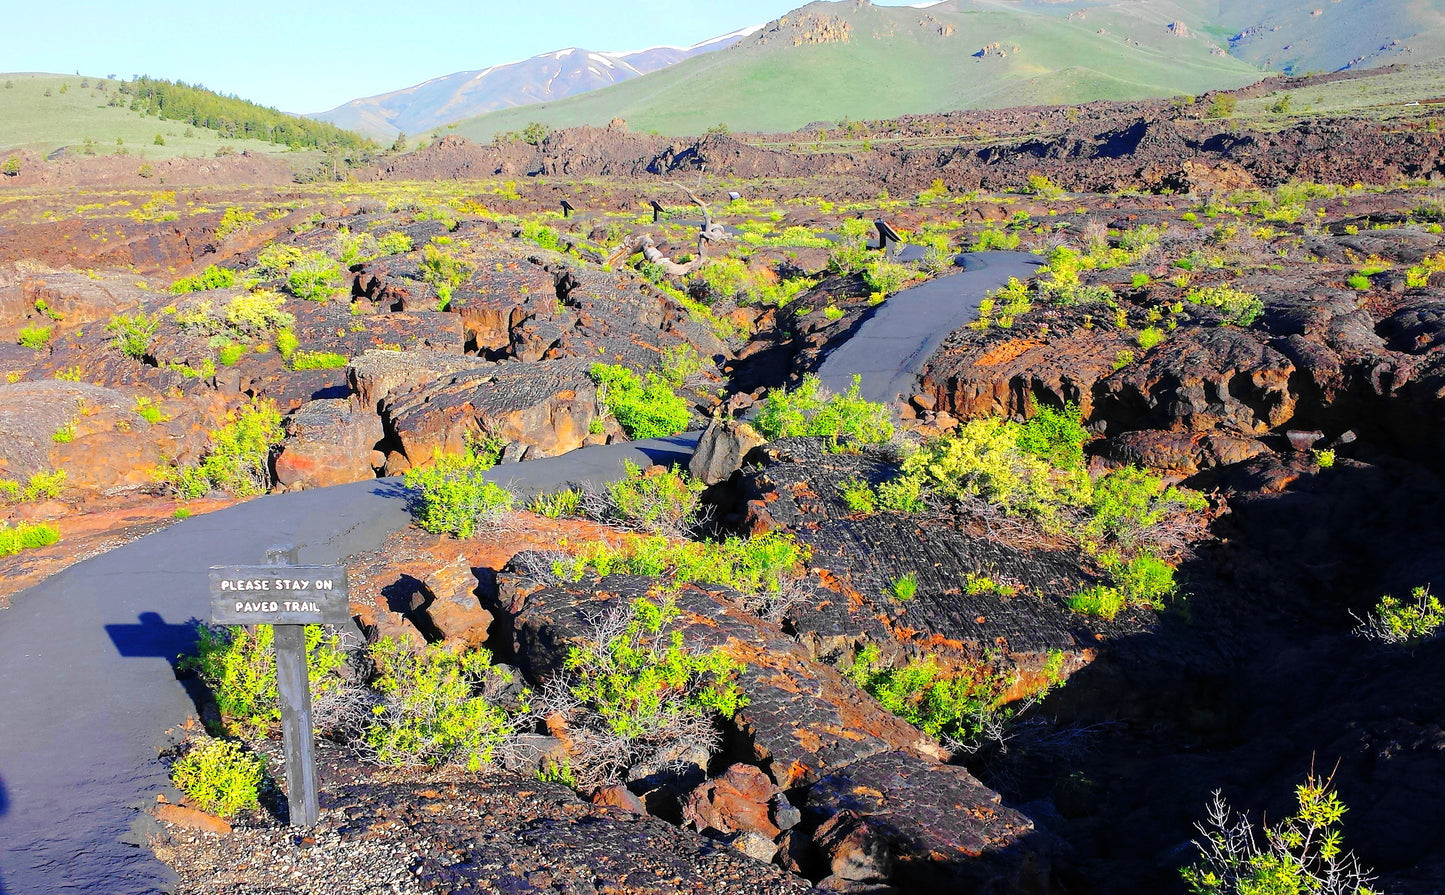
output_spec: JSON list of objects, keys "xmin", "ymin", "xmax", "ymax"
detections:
[
  {"xmin": 209, "ymin": 545, "xmax": 350, "ymax": 828},
  {"xmin": 874, "ymin": 219, "xmax": 903, "ymax": 260},
  {"xmin": 560, "ymin": 199, "xmax": 575, "ymax": 218},
  {"xmin": 650, "ymin": 199, "xmax": 666, "ymax": 222}
]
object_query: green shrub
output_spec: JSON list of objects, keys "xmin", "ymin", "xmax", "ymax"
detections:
[
  {"xmin": 846, "ymin": 644, "xmax": 1006, "ymax": 751},
  {"xmin": 754, "ymin": 374, "xmax": 893, "ymax": 447},
  {"xmin": 254, "ymin": 243, "xmax": 307, "ymax": 277},
  {"xmin": 0, "ymin": 521, "xmax": 60, "ymax": 556},
  {"xmin": 163, "ymin": 399, "xmax": 283, "ymax": 498},
  {"xmin": 182, "ymin": 623, "xmax": 348, "ymax": 736},
  {"xmin": 135, "ymin": 396, "xmax": 168, "ymax": 424},
  {"xmin": 590, "ymin": 363, "xmax": 691, "ymax": 440},
  {"xmin": 553, "ymin": 531, "xmax": 807, "ymax": 597},
  {"xmin": 968, "ymin": 226, "xmax": 1021, "ymax": 252},
  {"xmin": 170, "ymin": 264, "xmax": 236, "ymax": 294},
  {"xmin": 1086, "ymin": 465, "xmax": 1205, "ymax": 548},
  {"xmin": 559, "ymin": 595, "xmax": 745, "ymax": 780},
  {"xmin": 286, "ymin": 252, "xmax": 343, "ymax": 301},
  {"xmin": 217, "ymin": 343, "xmax": 246, "ymax": 366},
  {"xmin": 658, "ymin": 344, "xmax": 705, "ymax": 386},
  {"xmin": 1024, "ymin": 173, "xmax": 1064, "ymax": 199},
  {"xmin": 215, "ymin": 207, "xmax": 257, "ymax": 240},
  {"xmin": 1347, "ymin": 273, "xmax": 1371, "ymax": 291},
  {"xmin": 107, "ymin": 312, "xmax": 160, "ymax": 358},
  {"xmin": 375, "ymin": 231, "xmax": 413, "ymax": 255},
  {"xmin": 1066, "ymin": 584, "xmax": 1126, "ymax": 620},
  {"xmin": 529, "ymin": 488, "xmax": 583, "ymax": 518},
  {"xmin": 1105, "ymin": 552, "xmax": 1177, "ymax": 607},
  {"xmin": 606, "ymin": 461, "xmax": 704, "ymax": 535},
  {"xmin": 1187, "ymin": 285, "xmax": 1263, "ymax": 327},
  {"xmin": 290, "ymin": 350, "xmax": 348, "ymax": 370},
  {"xmin": 1205, "ymin": 94, "xmax": 1237, "ymax": 119},
  {"xmin": 890, "ymin": 573, "xmax": 918, "ymax": 601},
  {"xmin": 170, "ymin": 738, "xmax": 263, "ymax": 817},
  {"xmin": 275, "ymin": 328, "xmax": 298, "ymax": 359},
  {"xmin": 1314, "ymin": 448, "xmax": 1336, "ymax": 469},
  {"xmin": 863, "ymin": 259, "xmax": 916, "ymax": 297},
  {"xmin": 519, "ymin": 220, "xmax": 564, "ymax": 252},
  {"xmin": 1181, "ymin": 774, "xmax": 1376, "ymax": 895},
  {"xmin": 420, "ymin": 243, "xmax": 473, "ymax": 304},
  {"xmin": 840, "ymin": 477, "xmax": 877, "ymax": 513},
  {"xmin": 1352, "ymin": 586, "xmax": 1443, "ymax": 645},
  {"xmin": 366, "ymin": 638, "xmax": 518, "ymax": 771},
  {"xmin": 1137, "ymin": 326, "xmax": 1164, "ymax": 349},
  {"xmin": 52, "ymin": 423, "xmax": 75, "ymax": 443},
  {"xmin": 403, "ymin": 439, "xmax": 512, "ymax": 538},
  {"xmin": 1015, "ymin": 404, "xmax": 1089, "ymax": 471},
  {"xmin": 17, "ymin": 325, "xmax": 52, "ymax": 349}
]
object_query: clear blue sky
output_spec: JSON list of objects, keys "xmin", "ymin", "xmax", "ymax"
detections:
[{"xmin": 1, "ymin": 0, "xmax": 928, "ymax": 114}]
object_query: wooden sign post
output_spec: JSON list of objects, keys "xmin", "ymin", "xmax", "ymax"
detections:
[{"xmin": 209, "ymin": 545, "xmax": 349, "ymax": 828}]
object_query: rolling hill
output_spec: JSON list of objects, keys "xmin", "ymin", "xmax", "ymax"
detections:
[
  {"xmin": 445, "ymin": 0, "xmax": 1268, "ymax": 141},
  {"xmin": 0, "ymin": 73, "xmax": 371, "ymax": 161},
  {"xmin": 312, "ymin": 28, "xmax": 758, "ymax": 141}
]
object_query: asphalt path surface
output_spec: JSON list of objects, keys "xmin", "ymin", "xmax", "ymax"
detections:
[
  {"xmin": 0, "ymin": 252, "xmax": 1032, "ymax": 893},
  {"xmin": 817, "ymin": 251, "xmax": 1045, "ymax": 405}
]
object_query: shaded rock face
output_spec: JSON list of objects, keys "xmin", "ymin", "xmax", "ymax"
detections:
[{"xmin": 689, "ymin": 418, "xmax": 767, "ymax": 486}]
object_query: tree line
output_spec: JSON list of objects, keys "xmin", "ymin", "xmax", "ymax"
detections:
[{"xmin": 114, "ymin": 77, "xmax": 374, "ymax": 151}]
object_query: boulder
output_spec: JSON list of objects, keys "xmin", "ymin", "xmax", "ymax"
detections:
[
  {"xmin": 688, "ymin": 418, "xmax": 766, "ymax": 485},
  {"xmin": 682, "ymin": 763, "xmax": 781, "ymax": 838},
  {"xmin": 273, "ymin": 398, "xmax": 384, "ymax": 490}
]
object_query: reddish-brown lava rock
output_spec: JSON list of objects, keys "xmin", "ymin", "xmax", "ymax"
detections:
[{"xmin": 273, "ymin": 398, "xmax": 384, "ymax": 490}]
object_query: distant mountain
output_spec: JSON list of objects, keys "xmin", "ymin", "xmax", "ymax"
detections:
[
  {"xmin": 312, "ymin": 27, "xmax": 758, "ymax": 140},
  {"xmin": 1201, "ymin": 0, "xmax": 1445, "ymax": 75},
  {"xmin": 445, "ymin": 0, "xmax": 1265, "ymax": 141}
]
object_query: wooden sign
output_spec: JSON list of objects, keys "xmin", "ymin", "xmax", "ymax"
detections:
[
  {"xmin": 208, "ymin": 565, "xmax": 350, "ymax": 625},
  {"xmin": 207, "ymin": 552, "xmax": 349, "ymax": 827}
]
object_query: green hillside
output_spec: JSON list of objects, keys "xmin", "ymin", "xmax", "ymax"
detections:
[
  {"xmin": 449, "ymin": 1, "xmax": 1265, "ymax": 141},
  {"xmin": 0, "ymin": 74, "xmax": 370, "ymax": 160}
]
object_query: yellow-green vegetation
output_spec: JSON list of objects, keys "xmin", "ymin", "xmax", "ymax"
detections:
[
  {"xmin": 553, "ymin": 530, "xmax": 808, "ymax": 598},
  {"xmin": 335, "ymin": 227, "xmax": 412, "ymax": 265},
  {"xmin": 17, "ymin": 325, "xmax": 51, "ymax": 349},
  {"xmin": 839, "ymin": 476, "xmax": 877, "ymax": 514},
  {"xmin": 561, "ymin": 595, "xmax": 745, "ymax": 779},
  {"xmin": 1186, "ymin": 284, "xmax": 1263, "ymax": 327},
  {"xmin": 286, "ymin": 251, "xmax": 344, "ymax": 301},
  {"xmin": 973, "ymin": 277, "xmax": 1033, "ymax": 328},
  {"xmin": 182, "ymin": 623, "xmax": 348, "ymax": 736},
  {"xmin": 1181, "ymin": 774, "xmax": 1377, "ymax": 895},
  {"xmin": 589, "ymin": 363, "xmax": 691, "ymax": 440},
  {"xmin": 889, "ymin": 572, "xmax": 918, "ymax": 601},
  {"xmin": 290, "ymin": 350, "xmax": 349, "ymax": 370},
  {"xmin": 170, "ymin": 264, "xmax": 236, "ymax": 294},
  {"xmin": 605, "ymin": 461, "xmax": 704, "ymax": 535},
  {"xmin": 51, "ymin": 423, "xmax": 75, "ymax": 444},
  {"xmin": 162, "ymin": 399, "xmax": 283, "ymax": 498},
  {"xmin": 873, "ymin": 406, "xmax": 1204, "ymax": 616},
  {"xmin": 1023, "ymin": 173, "xmax": 1064, "ymax": 199},
  {"xmin": 845, "ymin": 643, "xmax": 1062, "ymax": 753},
  {"xmin": 529, "ymin": 488, "xmax": 584, "ymax": 518},
  {"xmin": 107, "ymin": 312, "xmax": 159, "ymax": 359},
  {"xmin": 404, "ymin": 437, "xmax": 512, "ymax": 538},
  {"xmin": 1314, "ymin": 448, "xmax": 1336, "ymax": 469},
  {"xmin": 173, "ymin": 290, "xmax": 295, "ymax": 342},
  {"xmin": 1352, "ymin": 585, "xmax": 1443, "ymax": 646},
  {"xmin": 366, "ymin": 638, "xmax": 520, "ymax": 771},
  {"xmin": 969, "ymin": 225, "xmax": 1022, "ymax": 253},
  {"xmin": 754, "ymin": 374, "xmax": 893, "ymax": 448},
  {"xmin": 216, "ymin": 343, "xmax": 247, "ymax": 366},
  {"xmin": 169, "ymin": 738, "xmax": 264, "ymax": 818},
  {"xmin": 420, "ymin": 243, "xmax": 473, "ymax": 308},
  {"xmin": 1406, "ymin": 252, "xmax": 1445, "ymax": 288},
  {"xmin": 0, "ymin": 521, "xmax": 60, "ymax": 556},
  {"xmin": 0, "ymin": 470, "xmax": 68, "ymax": 503}
]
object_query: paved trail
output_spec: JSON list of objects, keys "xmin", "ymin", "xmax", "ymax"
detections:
[
  {"xmin": 817, "ymin": 251, "xmax": 1043, "ymax": 405},
  {"xmin": 0, "ymin": 253, "xmax": 1031, "ymax": 894}
]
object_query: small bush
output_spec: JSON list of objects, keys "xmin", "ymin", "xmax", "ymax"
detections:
[
  {"xmin": 1066, "ymin": 584, "xmax": 1126, "ymax": 620},
  {"xmin": 170, "ymin": 264, "xmax": 236, "ymax": 295},
  {"xmin": 864, "ymin": 259, "xmax": 916, "ymax": 297},
  {"xmin": 754, "ymin": 374, "xmax": 894, "ymax": 447},
  {"xmin": 1024, "ymin": 173, "xmax": 1064, "ymax": 199},
  {"xmin": 969, "ymin": 226, "xmax": 1021, "ymax": 252},
  {"xmin": 590, "ymin": 363, "xmax": 691, "ymax": 440},
  {"xmin": 1137, "ymin": 326, "xmax": 1164, "ymax": 349},
  {"xmin": 529, "ymin": 488, "xmax": 583, "ymax": 518},
  {"xmin": 1346, "ymin": 273, "xmax": 1371, "ymax": 291},
  {"xmin": 217, "ymin": 343, "xmax": 246, "ymax": 366},
  {"xmin": 254, "ymin": 243, "xmax": 306, "ymax": 278},
  {"xmin": 404, "ymin": 439, "xmax": 512, "ymax": 538},
  {"xmin": 17, "ymin": 325, "xmax": 52, "ymax": 349},
  {"xmin": 553, "ymin": 531, "xmax": 807, "ymax": 597},
  {"xmin": 0, "ymin": 521, "xmax": 60, "ymax": 556},
  {"xmin": 846, "ymin": 644, "xmax": 1007, "ymax": 752},
  {"xmin": 107, "ymin": 312, "xmax": 159, "ymax": 358},
  {"xmin": 163, "ymin": 399, "xmax": 283, "ymax": 498},
  {"xmin": 1180, "ymin": 774, "xmax": 1376, "ymax": 895},
  {"xmin": 286, "ymin": 252, "xmax": 343, "ymax": 301},
  {"xmin": 890, "ymin": 573, "xmax": 918, "ymax": 601},
  {"xmin": 182, "ymin": 624, "xmax": 348, "ymax": 736},
  {"xmin": 840, "ymin": 477, "xmax": 877, "ymax": 514},
  {"xmin": 366, "ymin": 638, "xmax": 519, "ymax": 771},
  {"xmin": 1187, "ymin": 285, "xmax": 1263, "ymax": 328},
  {"xmin": 556, "ymin": 595, "xmax": 745, "ymax": 782},
  {"xmin": 605, "ymin": 461, "xmax": 705, "ymax": 535},
  {"xmin": 170, "ymin": 738, "xmax": 263, "ymax": 817},
  {"xmin": 290, "ymin": 350, "xmax": 348, "ymax": 370},
  {"xmin": 1314, "ymin": 448, "xmax": 1336, "ymax": 469},
  {"xmin": 1352, "ymin": 586, "xmax": 1443, "ymax": 646}
]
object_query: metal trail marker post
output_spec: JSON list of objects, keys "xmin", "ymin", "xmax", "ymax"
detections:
[{"xmin": 208, "ymin": 545, "xmax": 350, "ymax": 827}]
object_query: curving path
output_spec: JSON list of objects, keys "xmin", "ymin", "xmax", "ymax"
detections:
[{"xmin": 0, "ymin": 253, "xmax": 1033, "ymax": 894}]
